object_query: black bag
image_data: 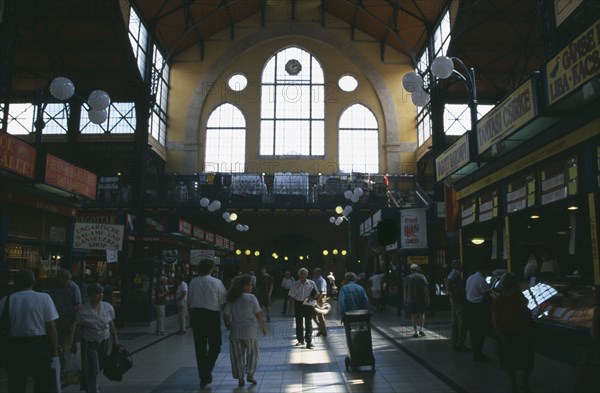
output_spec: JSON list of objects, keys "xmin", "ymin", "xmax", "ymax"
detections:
[{"xmin": 103, "ymin": 344, "xmax": 133, "ymax": 381}]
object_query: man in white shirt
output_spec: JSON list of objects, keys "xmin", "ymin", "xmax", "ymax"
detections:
[
  {"xmin": 465, "ymin": 260, "xmax": 492, "ymax": 362},
  {"xmin": 188, "ymin": 259, "xmax": 227, "ymax": 387},
  {"xmin": 369, "ymin": 272, "xmax": 386, "ymax": 311},
  {"xmin": 288, "ymin": 267, "xmax": 317, "ymax": 349},
  {"xmin": 0, "ymin": 269, "xmax": 60, "ymax": 392},
  {"xmin": 174, "ymin": 274, "xmax": 188, "ymax": 335}
]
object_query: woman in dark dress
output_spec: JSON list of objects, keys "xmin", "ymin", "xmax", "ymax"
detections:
[{"xmin": 492, "ymin": 273, "xmax": 535, "ymax": 393}]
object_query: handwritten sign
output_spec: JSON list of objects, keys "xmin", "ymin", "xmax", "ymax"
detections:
[
  {"xmin": 190, "ymin": 249, "xmax": 214, "ymax": 266},
  {"xmin": 546, "ymin": 20, "xmax": 600, "ymax": 106},
  {"xmin": 73, "ymin": 223, "xmax": 124, "ymax": 251},
  {"xmin": 0, "ymin": 132, "xmax": 36, "ymax": 179},
  {"xmin": 436, "ymin": 134, "xmax": 470, "ymax": 181}
]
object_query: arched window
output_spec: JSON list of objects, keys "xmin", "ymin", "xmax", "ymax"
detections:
[
  {"xmin": 260, "ymin": 47, "xmax": 324, "ymax": 156},
  {"xmin": 338, "ymin": 104, "xmax": 379, "ymax": 173},
  {"xmin": 205, "ymin": 103, "xmax": 246, "ymax": 173}
]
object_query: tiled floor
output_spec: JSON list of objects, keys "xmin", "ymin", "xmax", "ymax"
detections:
[{"xmin": 1, "ymin": 299, "xmax": 583, "ymax": 393}]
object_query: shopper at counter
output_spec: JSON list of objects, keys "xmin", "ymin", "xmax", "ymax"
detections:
[
  {"xmin": 492, "ymin": 273, "xmax": 535, "ymax": 393},
  {"xmin": 466, "ymin": 260, "xmax": 492, "ymax": 362}
]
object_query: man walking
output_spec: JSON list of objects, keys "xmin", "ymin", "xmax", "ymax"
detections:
[
  {"xmin": 174, "ymin": 274, "xmax": 188, "ymax": 335},
  {"xmin": 446, "ymin": 259, "xmax": 469, "ymax": 351},
  {"xmin": 404, "ymin": 264, "xmax": 430, "ymax": 337},
  {"xmin": 1, "ymin": 269, "xmax": 60, "ymax": 392},
  {"xmin": 280, "ymin": 271, "xmax": 294, "ymax": 315},
  {"xmin": 255, "ymin": 266, "xmax": 274, "ymax": 322},
  {"xmin": 312, "ymin": 267, "xmax": 328, "ymax": 337},
  {"xmin": 338, "ymin": 272, "xmax": 370, "ymax": 318},
  {"xmin": 51, "ymin": 268, "xmax": 81, "ymax": 360},
  {"xmin": 288, "ymin": 267, "xmax": 318, "ymax": 349},
  {"xmin": 188, "ymin": 259, "xmax": 227, "ymax": 387}
]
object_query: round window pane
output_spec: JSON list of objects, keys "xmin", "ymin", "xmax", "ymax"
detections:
[
  {"xmin": 338, "ymin": 75, "xmax": 358, "ymax": 92},
  {"xmin": 228, "ymin": 74, "xmax": 247, "ymax": 91}
]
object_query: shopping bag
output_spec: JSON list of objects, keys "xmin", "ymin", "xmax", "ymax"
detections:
[
  {"xmin": 103, "ymin": 345, "xmax": 133, "ymax": 381},
  {"xmin": 62, "ymin": 354, "xmax": 81, "ymax": 385}
]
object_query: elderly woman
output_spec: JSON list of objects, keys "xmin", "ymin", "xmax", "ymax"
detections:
[
  {"xmin": 224, "ymin": 274, "xmax": 268, "ymax": 387},
  {"xmin": 492, "ymin": 273, "xmax": 535, "ymax": 393},
  {"xmin": 71, "ymin": 283, "xmax": 119, "ymax": 393}
]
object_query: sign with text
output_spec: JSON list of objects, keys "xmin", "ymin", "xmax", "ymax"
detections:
[
  {"xmin": 436, "ymin": 134, "xmax": 470, "ymax": 181},
  {"xmin": 400, "ymin": 209, "xmax": 428, "ymax": 249},
  {"xmin": 45, "ymin": 154, "xmax": 97, "ymax": 199},
  {"xmin": 178, "ymin": 219, "xmax": 192, "ymax": 236},
  {"xmin": 73, "ymin": 223, "xmax": 124, "ymax": 251},
  {"xmin": 0, "ymin": 132, "xmax": 36, "ymax": 179},
  {"xmin": 190, "ymin": 249, "xmax": 214, "ymax": 265},
  {"xmin": 477, "ymin": 79, "xmax": 536, "ymax": 155},
  {"xmin": 545, "ymin": 20, "xmax": 600, "ymax": 106}
]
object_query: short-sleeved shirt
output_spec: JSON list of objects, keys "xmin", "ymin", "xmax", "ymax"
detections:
[
  {"xmin": 77, "ymin": 301, "xmax": 115, "ymax": 343},
  {"xmin": 176, "ymin": 281, "xmax": 188, "ymax": 304},
  {"xmin": 224, "ymin": 293, "xmax": 262, "ymax": 340},
  {"xmin": 466, "ymin": 272, "xmax": 490, "ymax": 303},
  {"xmin": 281, "ymin": 277, "xmax": 295, "ymax": 290},
  {"xmin": 288, "ymin": 279, "xmax": 317, "ymax": 301},
  {"xmin": 404, "ymin": 272, "xmax": 429, "ymax": 304},
  {"xmin": 0, "ymin": 290, "xmax": 59, "ymax": 337},
  {"xmin": 314, "ymin": 276, "xmax": 327, "ymax": 295},
  {"xmin": 188, "ymin": 274, "xmax": 226, "ymax": 311},
  {"xmin": 51, "ymin": 281, "xmax": 82, "ymax": 317}
]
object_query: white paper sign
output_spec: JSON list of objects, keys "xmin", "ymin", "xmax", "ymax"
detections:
[
  {"xmin": 73, "ymin": 223, "xmax": 124, "ymax": 251},
  {"xmin": 190, "ymin": 249, "xmax": 215, "ymax": 266},
  {"xmin": 400, "ymin": 209, "xmax": 428, "ymax": 249}
]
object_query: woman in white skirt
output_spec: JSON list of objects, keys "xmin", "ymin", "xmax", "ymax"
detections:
[{"xmin": 224, "ymin": 274, "xmax": 268, "ymax": 387}]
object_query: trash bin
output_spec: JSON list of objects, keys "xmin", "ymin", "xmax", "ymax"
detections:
[{"xmin": 343, "ymin": 309, "xmax": 375, "ymax": 371}]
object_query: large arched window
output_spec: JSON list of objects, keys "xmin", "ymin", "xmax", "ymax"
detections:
[
  {"xmin": 338, "ymin": 104, "xmax": 379, "ymax": 173},
  {"xmin": 260, "ymin": 47, "xmax": 324, "ymax": 156},
  {"xmin": 205, "ymin": 103, "xmax": 246, "ymax": 173}
]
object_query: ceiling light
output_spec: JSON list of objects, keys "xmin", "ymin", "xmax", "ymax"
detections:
[
  {"xmin": 567, "ymin": 206, "xmax": 578, "ymax": 211},
  {"xmin": 471, "ymin": 238, "xmax": 485, "ymax": 245},
  {"xmin": 335, "ymin": 206, "xmax": 343, "ymax": 215},
  {"xmin": 322, "ymin": 250, "xmax": 329, "ymax": 256},
  {"xmin": 530, "ymin": 214, "xmax": 540, "ymax": 219}
]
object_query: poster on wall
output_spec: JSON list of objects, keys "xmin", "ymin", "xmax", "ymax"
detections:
[
  {"xmin": 73, "ymin": 223, "xmax": 124, "ymax": 251},
  {"xmin": 400, "ymin": 209, "xmax": 428, "ymax": 249}
]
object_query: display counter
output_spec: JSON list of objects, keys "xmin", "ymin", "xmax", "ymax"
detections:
[{"xmin": 523, "ymin": 279, "xmax": 595, "ymax": 330}]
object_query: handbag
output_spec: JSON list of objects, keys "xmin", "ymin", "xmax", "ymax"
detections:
[
  {"xmin": 103, "ymin": 344, "xmax": 133, "ymax": 381},
  {"xmin": 0, "ymin": 295, "xmax": 11, "ymax": 368}
]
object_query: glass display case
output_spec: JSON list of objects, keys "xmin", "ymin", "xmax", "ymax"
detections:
[{"xmin": 523, "ymin": 279, "xmax": 596, "ymax": 329}]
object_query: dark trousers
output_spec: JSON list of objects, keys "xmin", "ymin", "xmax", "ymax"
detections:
[
  {"xmin": 281, "ymin": 289, "xmax": 290, "ymax": 313},
  {"xmin": 450, "ymin": 298, "xmax": 468, "ymax": 347},
  {"xmin": 6, "ymin": 336, "xmax": 56, "ymax": 393},
  {"xmin": 294, "ymin": 300, "xmax": 314, "ymax": 344},
  {"xmin": 467, "ymin": 301, "xmax": 489, "ymax": 356},
  {"xmin": 190, "ymin": 308, "xmax": 222, "ymax": 382}
]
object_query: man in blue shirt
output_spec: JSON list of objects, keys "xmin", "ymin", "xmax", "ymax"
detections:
[{"xmin": 338, "ymin": 272, "xmax": 370, "ymax": 319}]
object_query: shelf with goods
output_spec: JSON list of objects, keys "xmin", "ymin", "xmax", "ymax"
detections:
[{"xmin": 3, "ymin": 243, "xmax": 44, "ymax": 294}]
